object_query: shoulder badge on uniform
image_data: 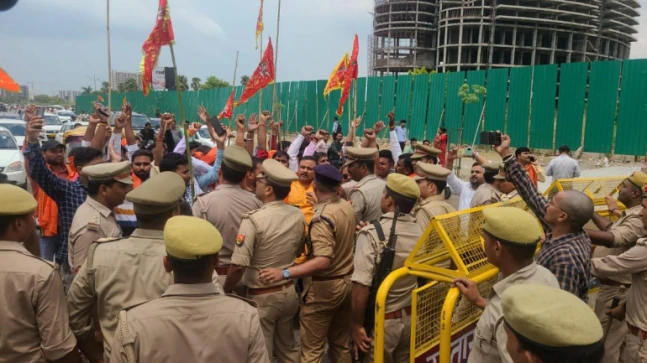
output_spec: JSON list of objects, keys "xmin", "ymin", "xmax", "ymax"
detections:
[
  {"xmin": 193, "ymin": 192, "xmax": 210, "ymax": 203},
  {"xmin": 93, "ymin": 237, "xmax": 123, "ymax": 244},
  {"xmin": 241, "ymin": 209, "xmax": 260, "ymax": 220},
  {"xmin": 87, "ymin": 215, "xmax": 101, "ymax": 232},
  {"xmin": 226, "ymin": 293, "xmax": 258, "ymax": 308},
  {"xmin": 235, "ymin": 234, "xmax": 245, "ymax": 246}
]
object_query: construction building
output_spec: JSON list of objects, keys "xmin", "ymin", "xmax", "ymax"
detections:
[{"xmin": 371, "ymin": 0, "xmax": 639, "ymax": 74}]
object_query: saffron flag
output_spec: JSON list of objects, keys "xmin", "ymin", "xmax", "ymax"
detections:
[
  {"xmin": 237, "ymin": 38, "xmax": 275, "ymax": 106},
  {"xmin": 255, "ymin": 0, "xmax": 264, "ymax": 49},
  {"xmin": 140, "ymin": 0, "xmax": 175, "ymax": 96},
  {"xmin": 218, "ymin": 89, "xmax": 235, "ymax": 120},
  {"xmin": 0, "ymin": 67, "xmax": 20, "ymax": 93},
  {"xmin": 323, "ymin": 53, "xmax": 349, "ymax": 98},
  {"xmin": 337, "ymin": 35, "xmax": 359, "ymax": 117}
]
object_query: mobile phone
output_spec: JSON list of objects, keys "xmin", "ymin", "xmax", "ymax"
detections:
[
  {"xmin": 464, "ymin": 147, "xmax": 473, "ymax": 157},
  {"xmin": 208, "ymin": 115, "xmax": 226, "ymax": 137},
  {"xmin": 36, "ymin": 107, "xmax": 46, "ymax": 117},
  {"xmin": 479, "ymin": 131, "xmax": 502, "ymax": 146},
  {"xmin": 530, "ymin": 155, "xmax": 536, "ymax": 162},
  {"xmin": 98, "ymin": 107, "xmax": 110, "ymax": 118}
]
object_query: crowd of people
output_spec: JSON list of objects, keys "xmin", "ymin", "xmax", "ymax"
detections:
[{"xmin": 1, "ymin": 101, "xmax": 646, "ymax": 363}]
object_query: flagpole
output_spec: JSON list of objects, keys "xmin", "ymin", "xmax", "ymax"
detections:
[
  {"xmin": 273, "ymin": 0, "xmax": 282, "ymax": 142},
  {"xmin": 106, "ymin": 0, "xmax": 112, "ymax": 114},
  {"xmin": 229, "ymin": 51, "xmax": 239, "ymax": 130},
  {"xmin": 169, "ymin": 43, "xmax": 195, "ymax": 199},
  {"xmin": 259, "ymin": 32, "xmax": 263, "ymax": 116}
]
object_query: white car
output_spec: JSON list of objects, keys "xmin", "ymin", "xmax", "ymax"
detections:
[
  {"xmin": 56, "ymin": 110, "xmax": 76, "ymax": 123},
  {"xmin": 0, "ymin": 119, "xmax": 28, "ymax": 145},
  {"xmin": 56, "ymin": 121, "xmax": 88, "ymax": 144},
  {"xmin": 192, "ymin": 126, "xmax": 215, "ymax": 148},
  {"xmin": 0, "ymin": 126, "xmax": 27, "ymax": 189},
  {"xmin": 43, "ymin": 113, "xmax": 63, "ymax": 140}
]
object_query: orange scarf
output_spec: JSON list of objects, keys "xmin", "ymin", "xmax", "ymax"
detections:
[{"xmin": 37, "ymin": 162, "xmax": 77, "ymax": 237}]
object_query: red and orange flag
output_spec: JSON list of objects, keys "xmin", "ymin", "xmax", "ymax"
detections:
[
  {"xmin": 323, "ymin": 53, "xmax": 349, "ymax": 98},
  {"xmin": 218, "ymin": 90, "xmax": 235, "ymax": 120},
  {"xmin": 337, "ymin": 35, "xmax": 359, "ymax": 116},
  {"xmin": 140, "ymin": 0, "xmax": 175, "ymax": 96},
  {"xmin": 0, "ymin": 67, "xmax": 20, "ymax": 93},
  {"xmin": 255, "ymin": 0, "xmax": 264, "ymax": 49},
  {"xmin": 237, "ymin": 38, "xmax": 275, "ymax": 105}
]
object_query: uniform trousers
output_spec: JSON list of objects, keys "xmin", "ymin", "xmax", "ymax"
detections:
[
  {"xmin": 250, "ymin": 283, "xmax": 299, "ymax": 363},
  {"xmin": 595, "ymin": 285, "xmax": 628, "ymax": 363},
  {"xmin": 299, "ymin": 276, "xmax": 352, "ymax": 363},
  {"xmin": 624, "ymin": 330, "xmax": 647, "ymax": 363},
  {"xmin": 365, "ymin": 309, "xmax": 411, "ymax": 363}
]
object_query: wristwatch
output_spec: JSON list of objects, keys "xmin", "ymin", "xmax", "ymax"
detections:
[{"xmin": 282, "ymin": 268, "xmax": 291, "ymax": 280}]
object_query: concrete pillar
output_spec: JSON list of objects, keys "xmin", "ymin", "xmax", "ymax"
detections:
[
  {"xmin": 566, "ymin": 32, "xmax": 573, "ymax": 63},
  {"xmin": 457, "ymin": 7, "xmax": 464, "ymax": 71},
  {"xmin": 511, "ymin": 26, "xmax": 518, "ymax": 65},
  {"xmin": 531, "ymin": 25, "xmax": 538, "ymax": 66},
  {"xmin": 550, "ymin": 30, "xmax": 557, "ymax": 64}
]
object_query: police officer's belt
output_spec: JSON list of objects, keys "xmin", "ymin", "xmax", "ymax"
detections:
[
  {"xmin": 312, "ymin": 272, "xmax": 352, "ymax": 281},
  {"xmin": 248, "ymin": 281, "xmax": 294, "ymax": 295}
]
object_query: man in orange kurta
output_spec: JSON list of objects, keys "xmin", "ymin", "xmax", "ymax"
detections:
[{"xmin": 515, "ymin": 147, "xmax": 538, "ymax": 187}]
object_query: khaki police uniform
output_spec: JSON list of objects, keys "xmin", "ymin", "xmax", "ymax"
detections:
[
  {"xmin": 68, "ymin": 161, "xmax": 132, "ymax": 271},
  {"xmin": 193, "ymin": 146, "xmax": 262, "ymax": 284},
  {"xmin": 471, "ymin": 162, "xmax": 502, "ymax": 208},
  {"xmin": 300, "ymin": 195, "xmax": 357, "ymax": 362},
  {"xmin": 493, "ymin": 167, "xmax": 519, "ymax": 202},
  {"xmin": 0, "ymin": 184, "xmax": 78, "ymax": 362},
  {"xmin": 592, "ymin": 237, "xmax": 647, "ymax": 363},
  {"xmin": 67, "ymin": 172, "xmax": 218, "ymax": 362},
  {"xmin": 111, "ymin": 216, "xmax": 270, "ymax": 363},
  {"xmin": 341, "ymin": 179, "xmax": 358, "ymax": 199},
  {"xmin": 501, "ymin": 285, "xmax": 603, "ymax": 359},
  {"xmin": 411, "ymin": 144, "xmax": 441, "ymax": 164},
  {"xmin": 345, "ymin": 147, "xmax": 386, "ymax": 224},
  {"xmin": 466, "ymin": 208, "xmax": 559, "ymax": 363},
  {"xmin": 413, "ymin": 163, "xmax": 455, "ymax": 231},
  {"xmin": 230, "ymin": 159, "xmax": 305, "ymax": 362},
  {"xmin": 593, "ymin": 203, "xmax": 645, "ymax": 363}
]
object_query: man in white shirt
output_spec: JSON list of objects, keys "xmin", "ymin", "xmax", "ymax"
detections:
[
  {"xmin": 445, "ymin": 146, "xmax": 485, "ymax": 210},
  {"xmin": 546, "ymin": 145, "xmax": 580, "ymax": 180}
]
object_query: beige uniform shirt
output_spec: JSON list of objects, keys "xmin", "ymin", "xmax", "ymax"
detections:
[
  {"xmin": 352, "ymin": 213, "xmax": 423, "ymax": 313},
  {"xmin": 500, "ymin": 190, "xmax": 519, "ymax": 201},
  {"xmin": 309, "ymin": 196, "xmax": 356, "ymax": 276},
  {"xmin": 592, "ymin": 238, "xmax": 647, "ymax": 331},
  {"xmin": 414, "ymin": 194, "xmax": 456, "ymax": 231},
  {"xmin": 69, "ymin": 196, "xmax": 121, "ymax": 271},
  {"xmin": 592, "ymin": 205, "xmax": 645, "ymax": 285},
  {"xmin": 0, "ymin": 241, "xmax": 77, "ymax": 362},
  {"xmin": 467, "ymin": 263, "xmax": 560, "ymax": 363},
  {"xmin": 349, "ymin": 174, "xmax": 386, "ymax": 223},
  {"xmin": 111, "ymin": 283, "xmax": 269, "ymax": 363},
  {"xmin": 341, "ymin": 180, "xmax": 358, "ymax": 199},
  {"xmin": 470, "ymin": 183, "xmax": 501, "ymax": 208},
  {"xmin": 67, "ymin": 229, "xmax": 224, "ymax": 361},
  {"xmin": 193, "ymin": 184, "xmax": 263, "ymax": 265},
  {"xmin": 231, "ymin": 201, "xmax": 305, "ymax": 288}
]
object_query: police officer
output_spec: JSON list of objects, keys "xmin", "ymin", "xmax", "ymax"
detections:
[
  {"xmin": 0, "ymin": 184, "xmax": 82, "ymax": 363},
  {"xmin": 68, "ymin": 160, "xmax": 132, "ymax": 272},
  {"xmin": 471, "ymin": 162, "xmax": 502, "ymax": 207},
  {"xmin": 501, "ymin": 285, "xmax": 604, "ymax": 363},
  {"xmin": 111, "ymin": 216, "xmax": 269, "ymax": 363},
  {"xmin": 67, "ymin": 172, "xmax": 192, "ymax": 362},
  {"xmin": 260, "ymin": 164, "xmax": 357, "ymax": 362},
  {"xmin": 193, "ymin": 145, "xmax": 263, "ymax": 286},
  {"xmin": 225, "ymin": 159, "xmax": 305, "ymax": 362},
  {"xmin": 413, "ymin": 163, "xmax": 455, "ymax": 230},
  {"xmin": 345, "ymin": 147, "xmax": 386, "ymax": 224},
  {"xmin": 410, "ymin": 144, "xmax": 441, "ymax": 165},
  {"xmin": 452, "ymin": 207, "xmax": 560, "ymax": 363},
  {"xmin": 493, "ymin": 166, "xmax": 519, "ymax": 201},
  {"xmin": 587, "ymin": 172, "xmax": 646, "ymax": 363},
  {"xmin": 351, "ymin": 174, "xmax": 423, "ymax": 362}
]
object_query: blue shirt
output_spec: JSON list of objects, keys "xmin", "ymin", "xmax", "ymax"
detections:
[
  {"xmin": 25, "ymin": 142, "xmax": 87, "ymax": 265},
  {"xmin": 394, "ymin": 126, "xmax": 407, "ymax": 142}
]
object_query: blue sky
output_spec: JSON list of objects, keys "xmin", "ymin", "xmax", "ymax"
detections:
[
  {"xmin": 0, "ymin": 0, "xmax": 645, "ymax": 96},
  {"xmin": 0, "ymin": 0, "xmax": 373, "ymax": 95}
]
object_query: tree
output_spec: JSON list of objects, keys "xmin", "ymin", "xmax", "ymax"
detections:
[
  {"xmin": 81, "ymin": 86, "xmax": 93, "ymax": 95},
  {"xmin": 201, "ymin": 76, "xmax": 231, "ymax": 90},
  {"xmin": 178, "ymin": 75, "xmax": 189, "ymax": 91},
  {"xmin": 407, "ymin": 67, "xmax": 436, "ymax": 75},
  {"xmin": 191, "ymin": 77, "xmax": 201, "ymax": 91},
  {"xmin": 34, "ymin": 94, "xmax": 52, "ymax": 104},
  {"xmin": 240, "ymin": 75, "xmax": 250, "ymax": 88},
  {"xmin": 100, "ymin": 81, "xmax": 110, "ymax": 93},
  {"xmin": 118, "ymin": 78, "xmax": 140, "ymax": 93}
]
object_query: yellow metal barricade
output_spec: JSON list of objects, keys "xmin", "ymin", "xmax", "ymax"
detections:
[{"xmin": 371, "ymin": 176, "xmax": 624, "ymax": 363}]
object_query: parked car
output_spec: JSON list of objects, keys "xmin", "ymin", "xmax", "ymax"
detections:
[
  {"xmin": 56, "ymin": 121, "xmax": 88, "ymax": 144},
  {"xmin": 150, "ymin": 117, "xmax": 161, "ymax": 130},
  {"xmin": 192, "ymin": 125, "xmax": 215, "ymax": 148},
  {"xmin": 111, "ymin": 112, "xmax": 151, "ymax": 133},
  {"xmin": 43, "ymin": 113, "xmax": 63, "ymax": 139},
  {"xmin": 0, "ymin": 112, "xmax": 22, "ymax": 120},
  {"xmin": 0, "ymin": 119, "xmax": 28, "ymax": 145},
  {"xmin": 56, "ymin": 110, "xmax": 76, "ymax": 122},
  {"xmin": 0, "ymin": 126, "xmax": 27, "ymax": 189}
]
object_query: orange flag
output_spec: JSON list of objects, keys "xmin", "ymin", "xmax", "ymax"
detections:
[
  {"xmin": 140, "ymin": 0, "xmax": 175, "ymax": 96},
  {"xmin": 323, "ymin": 53, "xmax": 349, "ymax": 98},
  {"xmin": 255, "ymin": 0, "xmax": 264, "ymax": 49},
  {"xmin": 337, "ymin": 35, "xmax": 359, "ymax": 117},
  {"xmin": 0, "ymin": 67, "xmax": 20, "ymax": 93},
  {"xmin": 237, "ymin": 38, "xmax": 275, "ymax": 105},
  {"xmin": 218, "ymin": 90, "xmax": 235, "ymax": 120}
]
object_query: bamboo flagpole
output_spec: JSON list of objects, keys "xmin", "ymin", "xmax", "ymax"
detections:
[
  {"xmin": 229, "ymin": 51, "xmax": 240, "ymax": 130},
  {"xmin": 273, "ymin": 0, "xmax": 282, "ymax": 142},
  {"xmin": 106, "ymin": 0, "xmax": 112, "ymax": 114}
]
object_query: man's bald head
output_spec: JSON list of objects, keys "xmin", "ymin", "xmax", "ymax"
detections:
[{"xmin": 554, "ymin": 190, "xmax": 594, "ymax": 231}]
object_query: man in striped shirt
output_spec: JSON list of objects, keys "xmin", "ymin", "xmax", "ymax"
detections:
[{"xmin": 496, "ymin": 133, "xmax": 594, "ymax": 301}]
